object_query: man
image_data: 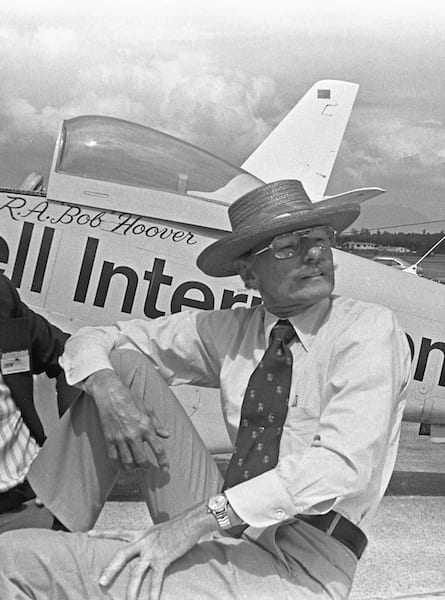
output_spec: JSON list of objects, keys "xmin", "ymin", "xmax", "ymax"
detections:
[
  {"xmin": 0, "ymin": 180, "xmax": 411, "ymax": 599},
  {"xmin": 0, "ymin": 273, "xmax": 72, "ymax": 532}
]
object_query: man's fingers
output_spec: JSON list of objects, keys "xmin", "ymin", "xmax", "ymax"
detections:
[
  {"xmin": 124, "ymin": 422, "xmax": 167, "ymax": 469},
  {"xmin": 88, "ymin": 528, "xmax": 139, "ymax": 542},
  {"xmin": 105, "ymin": 435, "xmax": 143, "ymax": 470},
  {"xmin": 146, "ymin": 408, "xmax": 170, "ymax": 439},
  {"xmin": 153, "ymin": 423, "xmax": 170, "ymax": 439},
  {"xmin": 148, "ymin": 568, "xmax": 165, "ymax": 600},
  {"xmin": 107, "ymin": 432, "xmax": 166, "ymax": 470},
  {"xmin": 115, "ymin": 440, "xmax": 137, "ymax": 470},
  {"xmin": 126, "ymin": 559, "xmax": 154, "ymax": 600},
  {"xmin": 131, "ymin": 414, "xmax": 168, "ymax": 468},
  {"xmin": 155, "ymin": 427, "xmax": 170, "ymax": 439},
  {"xmin": 106, "ymin": 438, "xmax": 120, "ymax": 464},
  {"xmin": 128, "ymin": 391, "xmax": 169, "ymax": 439},
  {"xmin": 142, "ymin": 429, "xmax": 169, "ymax": 470},
  {"xmin": 99, "ymin": 546, "xmax": 137, "ymax": 588}
]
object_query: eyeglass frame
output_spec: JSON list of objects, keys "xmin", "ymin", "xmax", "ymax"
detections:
[{"xmin": 250, "ymin": 225, "xmax": 336, "ymax": 260}]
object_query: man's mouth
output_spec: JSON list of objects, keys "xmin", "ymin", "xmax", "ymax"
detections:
[{"xmin": 302, "ymin": 270, "xmax": 323, "ymax": 279}]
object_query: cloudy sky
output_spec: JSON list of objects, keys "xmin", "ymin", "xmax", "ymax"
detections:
[{"xmin": 1, "ymin": 0, "xmax": 445, "ymax": 232}]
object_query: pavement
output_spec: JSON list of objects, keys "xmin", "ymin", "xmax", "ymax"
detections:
[{"xmin": 95, "ymin": 422, "xmax": 445, "ymax": 599}]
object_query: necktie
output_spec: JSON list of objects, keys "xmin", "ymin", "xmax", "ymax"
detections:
[{"xmin": 223, "ymin": 319, "xmax": 296, "ymax": 490}]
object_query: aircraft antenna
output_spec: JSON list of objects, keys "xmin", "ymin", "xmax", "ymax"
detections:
[{"xmin": 411, "ymin": 234, "xmax": 445, "ymax": 268}]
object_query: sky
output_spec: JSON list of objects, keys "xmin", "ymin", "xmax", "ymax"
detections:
[{"xmin": 1, "ymin": 0, "xmax": 445, "ymax": 233}]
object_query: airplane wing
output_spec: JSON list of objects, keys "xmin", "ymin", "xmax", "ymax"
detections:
[{"xmin": 241, "ymin": 80, "xmax": 359, "ymax": 201}]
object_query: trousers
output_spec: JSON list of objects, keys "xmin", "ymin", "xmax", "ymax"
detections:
[
  {"xmin": 0, "ymin": 349, "xmax": 357, "ymax": 599},
  {"xmin": 0, "ymin": 497, "xmax": 55, "ymax": 534}
]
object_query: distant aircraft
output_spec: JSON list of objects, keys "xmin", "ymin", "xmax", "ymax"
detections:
[{"xmin": 1, "ymin": 79, "xmax": 444, "ymax": 453}]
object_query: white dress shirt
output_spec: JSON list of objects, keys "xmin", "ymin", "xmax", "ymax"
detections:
[{"xmin": 61, "ymin": 295, "xmax": 411, "ymax": 534}]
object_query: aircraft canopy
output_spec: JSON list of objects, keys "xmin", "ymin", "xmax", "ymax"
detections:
[{"xmin": 55, "ymin": 116, "xmax": 260, "ymax": 197}]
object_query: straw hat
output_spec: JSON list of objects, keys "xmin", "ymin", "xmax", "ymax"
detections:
[{"xmin": 197, "ymin": 179, "xmax": 360, "ymax": 277}]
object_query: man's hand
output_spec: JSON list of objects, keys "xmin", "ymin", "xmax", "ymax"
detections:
[
  {"xmin": 84, "ymin": 369, "xmax": 169, "ymax": 470},
  {"xmin": 89, "ymin": 501, "xmax": 215, "ymax": 600}
]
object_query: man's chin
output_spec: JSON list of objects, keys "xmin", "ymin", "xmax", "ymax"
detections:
[
  {"xmin": 296, "ymin": 279, "xmax": 334, "ymax": 304},
  {"xmin": 268, "ymin": 294, "xmax": 330, "ymax": 317}
]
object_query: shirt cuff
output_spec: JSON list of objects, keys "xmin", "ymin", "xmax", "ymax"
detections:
[
  {"xmin": 224, "ymin": 468, "xmax": 296, "ymax": 528},
  {"xmin": 59, "ymin": 352, "xmax": 114, "ymax": 386}
]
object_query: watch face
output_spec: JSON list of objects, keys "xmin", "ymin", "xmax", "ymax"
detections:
[{"xmin": 208, "ymin": 494, "xmax": 226, "ymax": 511}]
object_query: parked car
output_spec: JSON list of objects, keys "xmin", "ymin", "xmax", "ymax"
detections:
[{"xmin": 372, "ymin": 255, "xmax": 423, "ymax": 276}]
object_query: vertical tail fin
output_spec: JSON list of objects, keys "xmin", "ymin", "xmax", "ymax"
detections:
[{"xmin": 241, "ymin": 80, "xmax": 359, "ymax": 200}]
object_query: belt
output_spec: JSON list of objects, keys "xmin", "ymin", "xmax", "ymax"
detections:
[
  {"xmin": 299, "ymin": 511, "xmax": 367, "ymax": 559},
  {"xmin": 0, "ymin": 479, "xmax": 36, "ymax": 514}
]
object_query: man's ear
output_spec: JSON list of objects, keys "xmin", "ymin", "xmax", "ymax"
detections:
[{"xmin": 235, "ymin": 257, "xmax": 259, "ymax": 290}]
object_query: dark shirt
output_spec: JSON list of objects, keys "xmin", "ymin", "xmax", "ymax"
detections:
[{"xmin": 0, "ymin": 274, "xmax": 69, "ymax": 445}]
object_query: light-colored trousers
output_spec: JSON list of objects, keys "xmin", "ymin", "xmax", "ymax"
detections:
[{"xmin": 0, "ymin": 350, "xmax": 357, "ymax": 599}]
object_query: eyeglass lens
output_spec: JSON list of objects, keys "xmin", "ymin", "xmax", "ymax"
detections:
[{"xmin": 272, "ymin": 227, "xmax": 334, "ymax": 259}]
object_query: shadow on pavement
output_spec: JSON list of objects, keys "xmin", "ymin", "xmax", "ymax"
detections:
[{"xmin": 387, "ymin": 471, "xmax": 445, "ymax": 496}]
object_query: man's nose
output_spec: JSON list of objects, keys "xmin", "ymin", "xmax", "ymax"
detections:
[{"xmin": 304, "ymin": 245, "xmax": 323, "ymax": 262}]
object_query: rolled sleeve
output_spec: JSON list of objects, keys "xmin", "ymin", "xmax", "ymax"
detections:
[
  {"xmin": 60, "ymin": 312, "xmax": 225, "ymax": 388},
  {"xmin": 60, "ymin": 325, "xmax": 122, "ymax": 386}
]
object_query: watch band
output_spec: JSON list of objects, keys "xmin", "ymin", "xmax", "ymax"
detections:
[{"xmin": 207, "ymin": 493, "xmax": 232, "ymax": 529}]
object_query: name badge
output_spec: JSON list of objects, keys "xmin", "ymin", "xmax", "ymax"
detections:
[{"xmin": 1, "ymin": 350, "xmax": 31, "ymax": 375}]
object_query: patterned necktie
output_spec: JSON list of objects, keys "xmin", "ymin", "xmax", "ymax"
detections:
[{"xmin": 223, "ymin": 319, "xmax": 296, "ymax": 490}]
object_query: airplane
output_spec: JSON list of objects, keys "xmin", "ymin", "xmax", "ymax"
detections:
[{"xmin": 1, "ymin": 79, "xmax": 444, "ymax": 456}]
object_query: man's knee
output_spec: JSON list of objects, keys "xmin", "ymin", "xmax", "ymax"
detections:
[
  {"xmin": 0, "ymin": 530, "xmax": 32, "ymax": 570},
  {"xmin": 0, "ymin": 530, "xmax": 91, "ymax": 594},
  {"xmin": 110, "ymin": 349, "xmax": 172, "ymax": 403},
  {"xmin": 110, "ymin": 349, "xmax": 158, "ymax": 381}
]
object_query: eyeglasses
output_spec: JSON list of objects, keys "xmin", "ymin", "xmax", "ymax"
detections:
[{"xmin": 251, "ymin": 226, "xmax": 336, "ymax": 260}]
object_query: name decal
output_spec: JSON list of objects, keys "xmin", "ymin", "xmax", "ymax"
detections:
[{"xmin": 0, "ymin": 196, "xmax": 197, "ymax": 246}]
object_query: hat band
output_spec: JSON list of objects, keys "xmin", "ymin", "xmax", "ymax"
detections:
[{"xmin": 230, "ymin": 199, "xmax": 313, "ymax": 231}]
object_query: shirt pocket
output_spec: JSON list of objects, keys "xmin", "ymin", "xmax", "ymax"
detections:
[
  {"xmin": 280, "ymin": 405, "xmax": 319, "ymax": 458},
  {"xmin": 285, "ymin": 404, "xmax": 319, "ymax": 434},
  {"xmin": 291, "ymin": 346, "xmax": 327, "ymax": 414}
]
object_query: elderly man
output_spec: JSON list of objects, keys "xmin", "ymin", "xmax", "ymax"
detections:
[{"xmin": 0, "ymin": 180, "xmax": 411, "ymax": 600}]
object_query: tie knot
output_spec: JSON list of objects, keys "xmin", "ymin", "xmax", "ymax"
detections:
[{"xmin": 270, "ymin": 319, "xmax": 296, "ymax": 345}]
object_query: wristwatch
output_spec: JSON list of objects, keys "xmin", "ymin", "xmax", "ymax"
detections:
[{"xmin": 206, "ymin": 493, "xmax": 232, "ymax": 529}]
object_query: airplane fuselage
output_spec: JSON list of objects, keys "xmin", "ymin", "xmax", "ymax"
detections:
[{"xmin": 2, "ymin": 188, "xmax": 445, "ymax": 451}]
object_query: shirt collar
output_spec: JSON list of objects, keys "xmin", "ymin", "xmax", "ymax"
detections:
[{"xmin": 264, "ymin": 297, "xmax": 331, "ymax": 351}]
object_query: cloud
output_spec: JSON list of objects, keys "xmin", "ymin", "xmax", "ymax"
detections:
[
  {"xmin": 66, "ymin": 54, "xmax": 284, "ymax": 163},
  {"xmin": 338, "ymin": 115, "xmax": 445, "ymax": 191},
  {"xmin": 0, "ymin": 19, "xmax": 286, "ymax": 186}
]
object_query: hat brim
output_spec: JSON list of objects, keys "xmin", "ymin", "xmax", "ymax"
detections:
[{"xmin": 197, "ymin": 202, "xmax": 360, "ymax": 277}]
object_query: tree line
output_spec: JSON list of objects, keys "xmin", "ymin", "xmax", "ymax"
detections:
[{"xmin": 337, "ymin": 229, "xmax": 445, "ymax": 255}]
